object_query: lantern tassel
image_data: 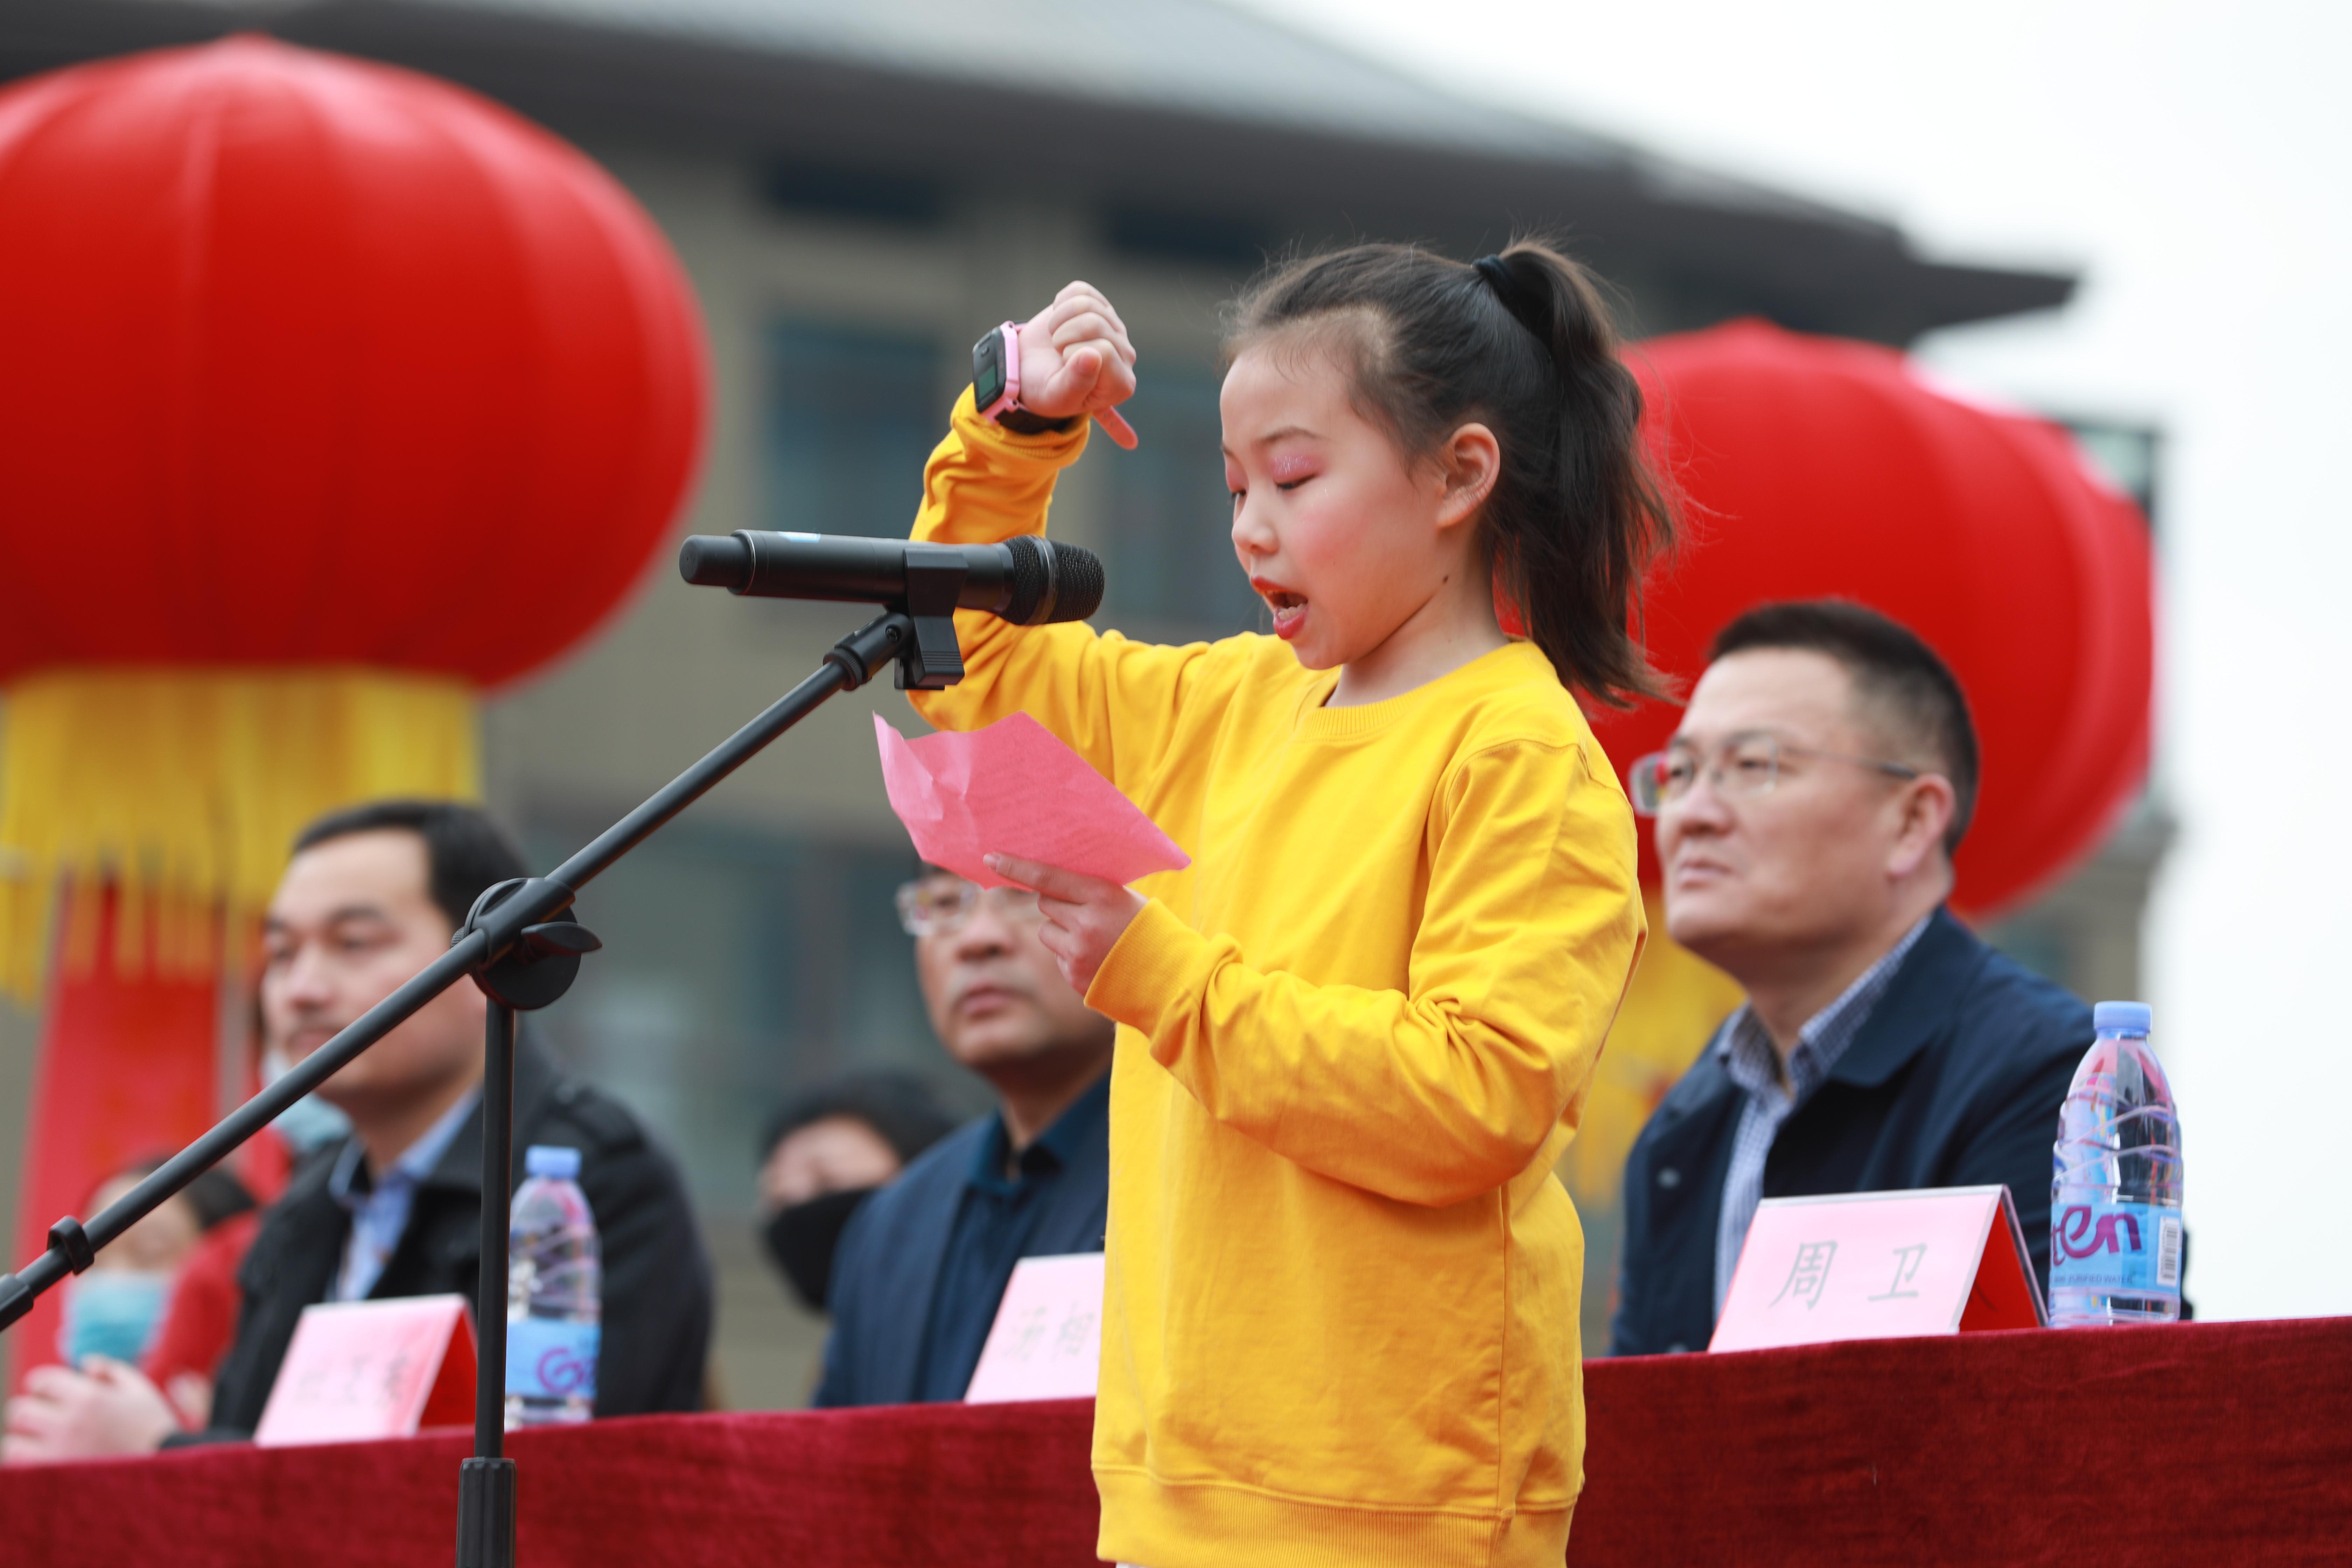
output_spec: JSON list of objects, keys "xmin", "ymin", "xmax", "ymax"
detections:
[{"xmin": 0, "ymin": 667, "xmax": 480, "ymax": 1001}]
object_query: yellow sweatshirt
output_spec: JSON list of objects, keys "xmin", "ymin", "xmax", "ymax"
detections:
[{"xmin": 909, "ymin": 392, "xmax": 1646, "ymax": 1568}]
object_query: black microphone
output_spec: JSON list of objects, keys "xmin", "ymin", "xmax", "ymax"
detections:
[{"xmin": 678, "ymin": 532, "xmax": 1104, "ymax": 626}]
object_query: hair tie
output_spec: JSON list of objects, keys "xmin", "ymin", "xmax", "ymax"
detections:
[{"xmin": 1473, "ymin": 254, "xmax": 1550, "ymax": 344}]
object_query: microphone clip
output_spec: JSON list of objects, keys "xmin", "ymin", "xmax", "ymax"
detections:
[{"xmin": 895, "ymin": 545, "xmax": 969, "ymax": 690}]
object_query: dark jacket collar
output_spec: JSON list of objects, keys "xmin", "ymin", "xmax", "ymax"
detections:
[
  {"xmin": 966, "ymin": 1070, "xmax": 1111, "ymax": 1194},
  {"xmin": 1825, "ymin": 906, "xmax": 1988, "ymax": 1089}
]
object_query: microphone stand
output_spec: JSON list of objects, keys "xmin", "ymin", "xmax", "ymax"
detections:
[{"xmin": 1, "ymin": 567, "xmax": 972, "ymax": 1567}]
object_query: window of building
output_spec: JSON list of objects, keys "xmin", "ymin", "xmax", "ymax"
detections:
[
  {"xmin": 765, "ymin": 320, "xmax": 946, "ymax": 540},
  {"xmin": 1098, "ymin": 365, "xmax": 1264, "ymax": 636},
  {"xmin": 2061, "ymin": 418, "xmax": 2161, "ymax": 527},
  {"xmin": 762, "ymin": 162, "xmax": 946, "ymax": 230},
  {"xmin": 1103, "ymin": 204, "xmax": 1272, "ymax": 273}
]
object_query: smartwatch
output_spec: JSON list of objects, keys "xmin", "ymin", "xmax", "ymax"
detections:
[
  {"xmin": 972, "ymin": 322, "xmax": 1075, "ymax": 435},
  {"xmin": 973, "ymin": 322, "xmax": 1019, "ymax": 420}
]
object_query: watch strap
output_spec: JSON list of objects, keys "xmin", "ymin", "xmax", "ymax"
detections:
[
  {"xmin": 996, "ymin": 407, "xmax": 1079, "ymax": 435},
  {"xmin": 997, "ymin": 322, "xmax": 1021, "ymax": 408}
]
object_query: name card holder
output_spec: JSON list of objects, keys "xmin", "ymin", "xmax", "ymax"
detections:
[
  {"xmin": 964, "ymin": 1252, "xmax": 1105, "ymax": 1404},
  {"xmin": 1709, "ymin": 1185, "xmax": 2044, "ymax": 1354},
  {"xmin": 253, "ymin": 1294, "xmax": 477, "ymax": 1447}
]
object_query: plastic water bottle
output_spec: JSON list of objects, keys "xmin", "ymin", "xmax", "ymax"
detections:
[
  {"xmin": 2049, "ymin": 1001, "xmax": 2183, "ymax": 1326},
  {"xmin": 506, "ymin": 1144, "xmax": 601, "ymax": 1427}
]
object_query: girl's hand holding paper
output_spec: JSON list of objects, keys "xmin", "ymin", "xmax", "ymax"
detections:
[{"xmin": 980, "ymin": 852, "xmax": 1145, "ymax": 994}]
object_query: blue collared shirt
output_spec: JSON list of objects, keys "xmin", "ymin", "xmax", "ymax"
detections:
[
  {"xmin": 910, "ymin": 1073, "xmax": 1111, "ymax": 1403},
  {"xmin": 327, "ymin": 1089, "xmax": 480, "ymax": 1303},
  {"xmin": 1711, "ymin": 915, "xmax": 1932, "ymax": 1317}
]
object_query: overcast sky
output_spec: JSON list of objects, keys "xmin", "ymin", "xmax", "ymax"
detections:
[{"xmin": 1235, "ymin": 0, "xmax": 2352, "ymax": 1322}]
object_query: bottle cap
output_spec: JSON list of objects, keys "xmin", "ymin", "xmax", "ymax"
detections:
[
  {"xmin": 524, "ymin": 1144, "xmax": 582, "ymax": 1180},
  {"xmin": 2092, "ymin": 1000, "xmax": 2152, "ymax": 1035}
]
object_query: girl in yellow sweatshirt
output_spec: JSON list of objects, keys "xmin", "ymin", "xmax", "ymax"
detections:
[{"xmin": 909, "ymin": 243, "xmax": 1670, "ymax": 1568}]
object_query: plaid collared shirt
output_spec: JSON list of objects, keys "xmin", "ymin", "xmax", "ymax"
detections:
[{"xmin": 1711, "ymin": 915, "xmax": 1932, "ymax": 1318}]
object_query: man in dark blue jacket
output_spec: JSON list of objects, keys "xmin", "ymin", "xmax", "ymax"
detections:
[
  {"xmin": 1610, "ymin": 602, "xmax": 2091, "ymax": 1357},
  {"xmin": 815, "ymin": 867, "xmax": 1112, "ymax": 1405}
]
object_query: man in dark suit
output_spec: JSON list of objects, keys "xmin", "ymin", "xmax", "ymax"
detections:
[
  {"xmin": 814, "ymin": 867, "xmax": 1113, "ymax": 1406},
  {"xmin": 3, "ymin": 801, "xmax": 710, "ymax": 1459},
  {"xmin": 1610, "ymin": 602, "xmax": 2090, "ymax": 1357}
]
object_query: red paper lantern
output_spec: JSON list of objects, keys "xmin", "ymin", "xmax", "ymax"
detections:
[
  {"xmin": 1590, "ymin": 321, "xmax": 2154, "ymax": 917},
  {"xmin": 0, "ymin": 36, "xmax": 706, "ymax": 1386},
  {"xmin": 0, "ymin": 34, "xmax": 706, "ymax": 686}
]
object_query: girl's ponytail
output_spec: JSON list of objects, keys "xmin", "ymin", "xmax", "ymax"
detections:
[
  {"xmin": 1478, "ymin": 242, "xmax": 1674, "ymax": 706},
  {"xmin": 1230, "ymin": 239, "xmax": 1675, "ymax": 707}
]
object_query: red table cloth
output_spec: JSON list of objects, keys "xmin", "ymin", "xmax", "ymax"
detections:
[{"xmin": 3, "ymin": 1317, "xmax": 2344, "ymax": 1565}]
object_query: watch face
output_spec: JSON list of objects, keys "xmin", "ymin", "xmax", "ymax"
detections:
[{"xmin": 972, "ymin": 329, "xmax": 1008, "ymax": 410}]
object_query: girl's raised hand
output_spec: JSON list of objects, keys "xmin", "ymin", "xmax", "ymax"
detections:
[
  {"xmin": 983, "ymin": 852, "xmax": 1147, "ymax": 994},
  {"xmin": 1015, "ymin": 281, "xmax": 1141, "ymax": 449}
]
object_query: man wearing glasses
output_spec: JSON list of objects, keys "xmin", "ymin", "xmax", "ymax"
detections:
[
  {"xmin": 1608, "ymin": 601, "xmax": 2091, "ymax": 1356},
  {"xmin": 812, "ymin": 867, "xmax": 1113, "ymax": 1405}
]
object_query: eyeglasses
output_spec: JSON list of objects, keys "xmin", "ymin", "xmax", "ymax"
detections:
[
  {"xmin": 1628, "ymin": 732, "xmax": 1921, "ymax": 818},
  {"xmin": 894, "ymin": 877, "xmax": 1045, "ymax": 938}
]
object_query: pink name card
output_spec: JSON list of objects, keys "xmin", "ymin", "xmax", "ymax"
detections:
[
  {"xmin": 1709, "ymin": 1185, "xmax": 2044, "ymax": 1354},
  {"xmin": 964, "ymin": 1252, "xmax": 1105, "ymax": 1404},
  {"xmin": 253, "ymin": 1294, "xmax": 476, "ymax": 1447}
]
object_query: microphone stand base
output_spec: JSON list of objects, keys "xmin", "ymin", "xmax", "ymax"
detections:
[{"xmin": 456, "ymin": 1456, "xmax": 517, "ymax": 1568}]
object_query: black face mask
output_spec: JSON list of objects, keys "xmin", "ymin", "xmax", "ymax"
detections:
[{"xmin": 761, "ymin": 1186, "xmax": 877, "ymax": 1312}]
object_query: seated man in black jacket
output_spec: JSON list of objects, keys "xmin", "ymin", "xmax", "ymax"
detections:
[
  {"xmin": 2, "ymin": 800, "xmax": 711, "ymax": 1460},
  {"xmin": 1610, "ymin": 602, "xmax": 2090, "ymax": 1357}
]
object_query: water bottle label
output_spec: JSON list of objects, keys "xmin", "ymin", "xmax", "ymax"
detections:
[
  {"xmin": 504, "ymin": 1318, "xmax": 600, "ymax": 1402},
  {"xmin": 2051, "ymin": 1200, "xmax": 2182, "ymax": 1296}
]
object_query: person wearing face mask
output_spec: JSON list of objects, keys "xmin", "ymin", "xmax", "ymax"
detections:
[
  {"xmin": 755, "ymin": 1072, "xmax": 958, "ymax": 1312},
  {"xmin": 811, "ymin": 866, "xmax": 1115, "ymax": 1407},
  {"xmin": 50, "ymin": 1164, "xmax": 255, "ymax": 1379},
  {"xmin": 1, "ymin": 799, "xmax": 712, "ymax": 1462},
  {"xmin": 14, "ymin": 1161, "xmax": 257, "ymax": 1448}
]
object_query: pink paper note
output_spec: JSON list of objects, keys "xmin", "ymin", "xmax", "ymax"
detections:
[
  {"xmin": 964, "ymin": 1252, "xmax": 1105, "ymax": 1404},
  {"xmin": 253, "ymin": 1295, "xmax": 476, "ymax": 1447},
  {"xmin": 1709, "ymin": 1185, "xmax": 2043, "ymax": 1354},
  {"xmin": 874, "ymin": 712, "xmax": 1189, "ymax": 889}
]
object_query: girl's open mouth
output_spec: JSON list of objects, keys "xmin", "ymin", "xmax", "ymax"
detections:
[{"xmin": 1255, "ymin": 580, "xmax": 1309, "ymax": 641}]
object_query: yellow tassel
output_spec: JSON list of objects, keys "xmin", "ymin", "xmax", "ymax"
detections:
[{"xmin": 0, "ymin": 667, "xmax": 480, "ymax": 1001}]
